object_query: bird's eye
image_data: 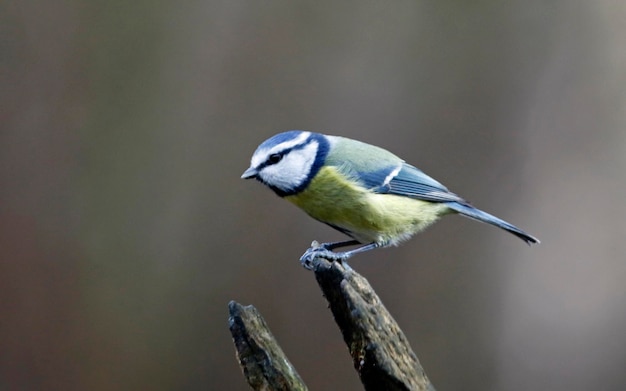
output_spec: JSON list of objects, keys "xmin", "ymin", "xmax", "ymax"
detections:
[{"xmin": 268, "ymin": 153, "xmax": 282, "ymax": 164}]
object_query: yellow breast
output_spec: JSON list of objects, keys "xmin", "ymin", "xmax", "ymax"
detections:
[{"xmin": 285, "ymin": 166, "xmax": 450, "ymax": 245}]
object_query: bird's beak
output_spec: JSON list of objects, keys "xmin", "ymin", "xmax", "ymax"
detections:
[{"xmin": 241, "ymin": 167, "xmax": 258, "ymax": 179}]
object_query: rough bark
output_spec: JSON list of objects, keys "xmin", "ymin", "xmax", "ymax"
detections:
[
  {"xmin": 229, "ymin": 257, "xmax": 434, "ymax": 390},
  {"xmin": 228, "ymin": 301, "xmax": 308, "ymax": 391},
  {"xmin": 310, "ymin": 257, "xmax": 434, "ymax": 391}
]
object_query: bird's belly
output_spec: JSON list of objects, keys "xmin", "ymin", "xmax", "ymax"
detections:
[{"xmin": 285, "ymin": 167, "xmax": 449, "ymax": 245}]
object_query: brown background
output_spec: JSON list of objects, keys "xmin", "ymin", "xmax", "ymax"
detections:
[{"xmin": 2, "ymin": 1, "xmax": 626, "ymax": 390}]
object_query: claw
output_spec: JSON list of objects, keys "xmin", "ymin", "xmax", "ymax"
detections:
[
  {"xmin": 299, "ymin": 246, "xmax": 352, "ymax": 270},
  {"xmin": 299, "ymin": 240, "xmax": 378, "ymax": 270},
  {"xmin": 310, "ymin": 240, "xmax": 322, "ymax": 249},
  {"xmin": 299, "ymin": 246, "xmax": 326, "ymax": 269},
  {"xmin": 299, "ymin": 249, "xmax": 318, "ymax": 270}
]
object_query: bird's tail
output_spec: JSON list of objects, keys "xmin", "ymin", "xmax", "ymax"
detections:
[{"xmin": 446, "ymin": 202, "xmax": 540, "ymax": 245}]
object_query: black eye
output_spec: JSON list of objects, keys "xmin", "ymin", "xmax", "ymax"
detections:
[{"xmin": 268, "ymin": 153, "xmax": 282, "ymax": 164}]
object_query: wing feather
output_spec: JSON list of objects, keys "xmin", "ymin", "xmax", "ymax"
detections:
[{"xmin": 356, "ymin": 163, "xmax": 465, "ymax": 203}]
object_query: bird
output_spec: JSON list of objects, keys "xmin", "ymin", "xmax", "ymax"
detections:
[{"xmin": 241, "ymin": 130, "xmax": 539, "ymax": 268}]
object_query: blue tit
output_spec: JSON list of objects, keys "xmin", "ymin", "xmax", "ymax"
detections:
[{"xmin": 242, "ymin": 130, "xmax": 539, "ymax": 268}]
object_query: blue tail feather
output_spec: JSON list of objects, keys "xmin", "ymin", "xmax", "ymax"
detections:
[{"xmin": 446, "ymin": 202, "xmax": 539, "ymax": 245}]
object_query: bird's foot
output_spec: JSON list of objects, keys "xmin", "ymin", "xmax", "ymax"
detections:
[{"xmin": 300, "ymin": 241, "xmax": 351, "ymax": 270}]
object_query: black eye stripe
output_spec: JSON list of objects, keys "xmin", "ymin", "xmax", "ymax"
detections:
[
  {"xmin": 257, "ymin": 151, "xmax": 286, "ymax": 171},
  {"xmin": 258, "ymin": 139, "xmax": 312, "ymax": 171}
]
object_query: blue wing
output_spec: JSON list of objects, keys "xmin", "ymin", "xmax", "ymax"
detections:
[
  {"xmin": 356, "ymin": 163, "xmax": 465, "ymax": 203},
  {"xmin": 349, "ymin": 162, "xmax": 539, "ymax": 244}
]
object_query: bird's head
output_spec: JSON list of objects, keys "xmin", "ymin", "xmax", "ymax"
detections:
[{"xmin": 241, "ymin": 131, "xmax": 330, "ymax": 197}]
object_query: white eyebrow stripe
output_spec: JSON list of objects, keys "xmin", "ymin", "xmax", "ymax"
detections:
[
  {"xmin": 264, "ymin": 131, "xmax": 310, "ymax": 156},
  {"xmin": 251, "ymin": 131, "xmax": 311, "ymax": 167},
  {"xmin": 383, "ymin": 164, "xmax": 402, "ymax": 186}
]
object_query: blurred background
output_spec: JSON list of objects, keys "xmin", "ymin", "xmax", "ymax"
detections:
[{"xmin": 2, "ymin": 1, "xmax": 626, "ymax": 390}]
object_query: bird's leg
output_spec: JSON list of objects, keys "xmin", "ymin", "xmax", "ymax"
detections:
[
  {"xmin": 299, "ymin": 241, "xmax": 381, "ymax": 270},
  {"xmin": 318, "ymin": 239, "xmax": 361, "ymax": 251}
]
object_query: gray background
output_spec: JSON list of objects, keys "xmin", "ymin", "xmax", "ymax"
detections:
[{"xmin": 2, "ymin": 1, "xmax": 625, "ymax": 390}]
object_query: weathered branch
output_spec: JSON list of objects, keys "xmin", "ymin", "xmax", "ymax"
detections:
[
  {"xmin": 229, "ymin": 257, "xmax": 434, "ymax": 390},
  {"xmin": 228, "ymin": 301, "xmax": 308, "ymax": 391},
  {"xmin": 310, "ymin": 257, "xmax": 435, "ymax": 391}
]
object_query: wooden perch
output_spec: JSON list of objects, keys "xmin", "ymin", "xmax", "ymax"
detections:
[
  {"xmin": 310, "ymin": 257, "xmax": 434, "ymax": 391},
  {"xmin": 228, "ymin": 301, "xmax": 308, "ymax": 391},
  {"xmin": 229, "ymin": 257, "xmax": 434, "ymax": 391}
]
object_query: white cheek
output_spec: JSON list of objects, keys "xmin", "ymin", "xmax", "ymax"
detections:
[{"xmin": 260, "ymin": 142, "xmax": 318, "ymax": 192}]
